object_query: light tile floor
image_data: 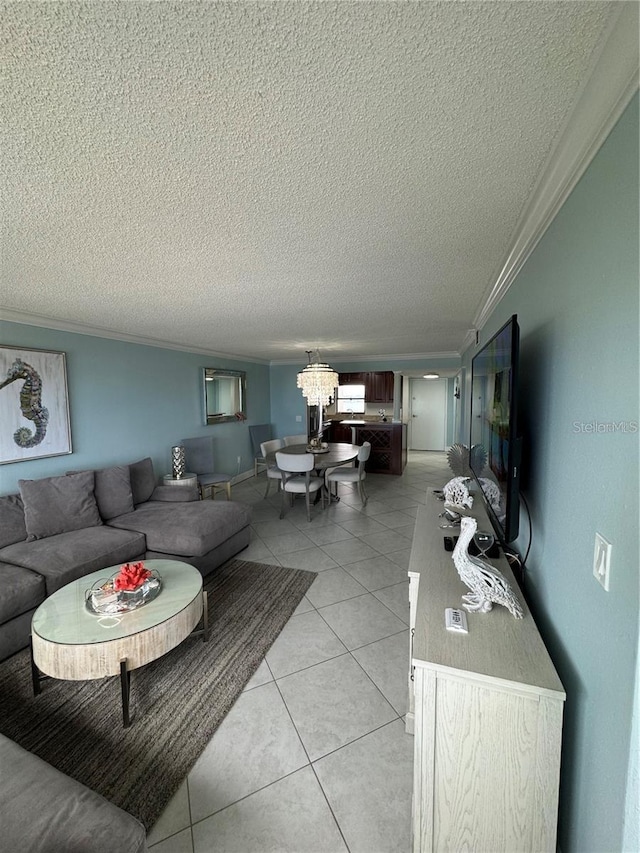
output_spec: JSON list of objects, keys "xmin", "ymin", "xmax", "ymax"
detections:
[{"xmin": 148, "ymin": 450, "xmax": 451, "ymax": 853}]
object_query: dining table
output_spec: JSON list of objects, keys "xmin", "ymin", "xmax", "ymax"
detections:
[{"xmin": 267, "ymin": 442, "xmax": 360, "ymax": 503}]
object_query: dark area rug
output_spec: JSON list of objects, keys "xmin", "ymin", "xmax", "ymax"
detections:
[{"xmin": 0, "ymin": 559, "xmax": 315, "ymax": 830}]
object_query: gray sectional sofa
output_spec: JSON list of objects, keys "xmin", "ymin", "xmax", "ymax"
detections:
[
  {"xmin": 1, "ymin": 456, "xmax": 251, "ymax": 850},
  {"xmin": 0, "ymin": 456, "xmax": 252, "ymax": 661},
  {"xmin": 2, "ymin": 732, "xmax": 148, "ymax": 852}
]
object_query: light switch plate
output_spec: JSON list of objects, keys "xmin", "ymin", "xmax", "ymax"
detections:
[{"xmin": 593, "ymin": 532, "xmax": 612, "ymax": 591}]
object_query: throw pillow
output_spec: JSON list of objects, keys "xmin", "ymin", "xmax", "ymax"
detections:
[
  {"xmin": 94, "ymin": 465, "xmax": 135, "ymax": 519},
  {"xmin": 0, "ymin": 494, "xmax": 28, "ymax": 548},
  {"xmin": 19, "ymin": 471, "xmax": 103, "ymax": 541},
  {"xmin": 66, "ymin": 465, "xmax": 135, "ymax": 520},
  {"xmin": 129, "ymin": 457, "xmax": 157, "ymax": 505}
]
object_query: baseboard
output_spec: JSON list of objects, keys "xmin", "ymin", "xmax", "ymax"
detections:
[{"xmin": 232, "ymin": 469, "xmax": 257, "ymax": 485}]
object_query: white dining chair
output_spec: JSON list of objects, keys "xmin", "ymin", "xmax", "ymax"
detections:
[
  {"xmin": 283, "ymin": 434, "xmax": 308, "ymax": 446},
  {"xmin": 325, "ymin": 442, "xmax": 371, "ymax": 505},
  {"xmin": 260, "ymin": 438, "xmax": 284, "ymax": 498},
  {"xmin": 275, "ymin": 451, "xmax": 325, "ymax": 522}
]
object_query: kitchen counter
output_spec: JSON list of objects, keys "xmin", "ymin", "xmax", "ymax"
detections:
[
  {"xmin": 327, "ymin": 421, "xmax": 407, "ymax": 474},
  {"xmin": 330, "ymin": 419, "xmax": 403, "ymax": 426}
]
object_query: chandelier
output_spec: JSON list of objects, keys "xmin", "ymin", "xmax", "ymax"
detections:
[{"xmin": 296, "ymin": 351, "xmax": 338, "ymax": 406}]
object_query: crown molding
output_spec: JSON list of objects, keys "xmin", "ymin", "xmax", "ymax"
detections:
[
  {"xmin": 473, "ymin": 1, "xmax": 639, "ymax": 334},
  {"xmin": 459, "ymin": 328, "xmax": 478, "ymax": 355},
  {"xmin": 0, "ymin": 308, "xmax": 270, "ymax": 365},
  {"xmin": 3, "ymin": 308, "xmax": 461, "ymax": 365},
  {"xmin": 269, "ymin": 351, "xmax": 461, "ymax": 366}
]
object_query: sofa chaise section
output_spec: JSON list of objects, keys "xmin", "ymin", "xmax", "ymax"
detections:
[
  {"xmin": 1, "ymin": 733, "xmax": 147, "ymax": 853},
  {"xmin": 108, "ymin": 499, "xmax": 252, "ymax": 574}
]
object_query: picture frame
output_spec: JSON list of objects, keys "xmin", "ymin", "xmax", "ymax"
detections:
[{"xmin": 0, "ymin": 346, "xmax": 72, "ymax": 464}]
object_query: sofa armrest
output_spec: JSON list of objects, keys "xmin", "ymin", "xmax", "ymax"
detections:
[{"xmin": 149, "ymin": 485, "xmax": 199, "ymax": 502}]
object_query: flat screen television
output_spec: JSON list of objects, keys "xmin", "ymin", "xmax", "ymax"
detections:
[{"xmin": 469, "ymin": 314, "xmax": 521, "ymax": 545}]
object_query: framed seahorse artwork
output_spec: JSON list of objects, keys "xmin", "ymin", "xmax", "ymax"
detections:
[{"xmin": 0, "ymin": 346, "xmax": 72, "ymax": 464}]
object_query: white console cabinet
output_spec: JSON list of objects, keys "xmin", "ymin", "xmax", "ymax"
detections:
[{"xmin": 408, "ymin": 497, "xmax": 565, "ymax": 852}]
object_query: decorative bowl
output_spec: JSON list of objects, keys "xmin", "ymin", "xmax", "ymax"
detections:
[{"xmin": 85, "ymin": 566, "xmax": 162, "ymax": 615}]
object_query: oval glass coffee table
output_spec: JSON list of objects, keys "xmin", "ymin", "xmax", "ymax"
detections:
[{"xmin": 30, "ymin": 559, "xmax": 208, "ymax": 727}]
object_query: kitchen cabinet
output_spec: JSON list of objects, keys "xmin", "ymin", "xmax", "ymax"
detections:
[
  {"xmin": 338, "ymin": 371, "xmax": 394, "ymax": 404},
  {"xmin": 328, "ymin": 422, "xmax": 354, "ymax": 443},
  {"xmin": 354, "ymin": 422, "xmax": 406, "ymax": 474},
  {"xmin": 338, "ymin": 372, "xmax": 365, "ymax": 386},
  {"xmin": 327, "ymin": 422, "xmax": 406, "ymax": 474},
  {"xmin": 367, "ymin": 371, "xmax": 394, "ymax": 404}
]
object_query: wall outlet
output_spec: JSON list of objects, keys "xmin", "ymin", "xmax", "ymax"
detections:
[
  {"xmin": 593, "ymin": 533, "xmax": 612, "ymax": 591},
  {"xmin": 295, "ymin": 415, "xmax": 302, "ymax": 422}
]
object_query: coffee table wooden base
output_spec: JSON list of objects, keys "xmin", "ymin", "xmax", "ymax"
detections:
[
  {"xmin": 31, "ymin": 562, "xmax": 209, "ymax": 728},
  {"xmin": 32, "ymin": 591, "xmax": 208, "ymax": 728}
]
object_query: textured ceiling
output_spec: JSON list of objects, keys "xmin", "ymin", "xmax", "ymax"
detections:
[{"xmin": 0, "ymin": 1, "xmax": 621, "ymax": 362}]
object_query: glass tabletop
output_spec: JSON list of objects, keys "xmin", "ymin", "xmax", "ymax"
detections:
[{"xmin": 31, "ymin": 559, "xmax": 202, "ymax": 646}]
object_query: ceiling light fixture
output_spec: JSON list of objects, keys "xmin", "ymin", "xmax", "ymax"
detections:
[
  {"xmin": 297, "ymin": 350, "xmax": 338, "ymax": 407},
  {"xmin": 423, "ymin": 373, "xmax": 440, "ymax": 379}
]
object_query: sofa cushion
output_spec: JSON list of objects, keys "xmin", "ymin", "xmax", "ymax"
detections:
[
  {"xmin": 149, "ymin": 485, "xmax": 199, "ymax": 502},
  {"xmin": 18, "ymin": 471, "xmax": 103, "ymax": 542},
  {"xmin": 108, "ymin": 500, "xmax": 251, "ymax": 558},
  {"xmin": 67, "ymin": 465, "xmax": 136, "ymax": 520},
  {"xmin": 0, "ymin": 562, "xmax": 45, "ymax": 624},
  {"xmin": 0, "ymin": 526, "xmax": 146, "ymax": 595},
  {"xmin": 0, "ymin": 494, "xmax": 27, "ymax": 548},
  {"xmin": 0, "ymin": 734, "xmax": 148, "ymax": 853},
  {"xmin": 94, "ymin": 465, "xmax": 135, "ymax": 519},
  {"xmin": 129, "ymin": 457, "xmax": 156, "ymax": 505}
]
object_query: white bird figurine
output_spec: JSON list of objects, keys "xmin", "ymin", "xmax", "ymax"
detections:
[
  {"xmin": 446, "ymin": 443, "xmax": 487, "ymax": 478},
  {"xmin": 452, "ymin": 516, "xmax": 523, "ymax": 619},
  {"xmin": 443, "ymin": 476, "xmax": 474, "ymax": 509}
]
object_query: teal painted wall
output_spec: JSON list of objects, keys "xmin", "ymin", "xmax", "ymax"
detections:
[
  {"xmin": 269, "ymin": 364, "xmax": 308, "ymax": 440},
  {"xmin": 0, "ymin": 322, "xmax": 271, "ymax": 494},
  {"xmin": 461, "ymin": 95, "xmax": 639, "ymax": 851},
  {"xmin": 0, "ymin": 332, "xmax": 455, "ymax": 493}
]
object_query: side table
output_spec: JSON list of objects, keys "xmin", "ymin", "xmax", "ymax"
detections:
[{"xmin": 163, "ymin": 472, "xmax": 198, "ymax": 489}]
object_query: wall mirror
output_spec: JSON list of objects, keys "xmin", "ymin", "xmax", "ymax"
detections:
[{"xmin": 202, "ymin": 368, "xmax": 246, "ymax": 424}]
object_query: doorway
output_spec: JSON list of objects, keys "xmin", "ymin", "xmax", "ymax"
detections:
[{"xmin": 409, "ymin": 378, "xmax": 447, "ymax": 450}]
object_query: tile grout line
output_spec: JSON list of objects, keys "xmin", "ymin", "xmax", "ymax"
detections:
[{"xmin": 152, "ymin": 453, "xmax": 450, "ymax": 850}]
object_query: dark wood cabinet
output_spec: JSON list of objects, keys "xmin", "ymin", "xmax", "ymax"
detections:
[
  {"xmin": 328, "ymin": 421, "xmax": 407, "ymax": 474},
  {"xmin": 338, "ymin": 372, "xmax": 365, "ymax": 386},
  {"xmin": 357, "ymin": 423, "xmax": 406, "ymax": 474},
  {"xmin": 328, "ymin": 422, "xmax": 354, "ymax": 443},
  {"xmin": 338, "ymin": 371, "xmax": 394, "ymax": 404},
  {"xmin": 367, "ymin": 371, "xmax": 394, "ymax": 404}
]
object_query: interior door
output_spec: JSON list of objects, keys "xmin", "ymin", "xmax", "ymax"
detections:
[{"xmin": 409, "ymin": 379, "xmax": 447, "ymax": 450}]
